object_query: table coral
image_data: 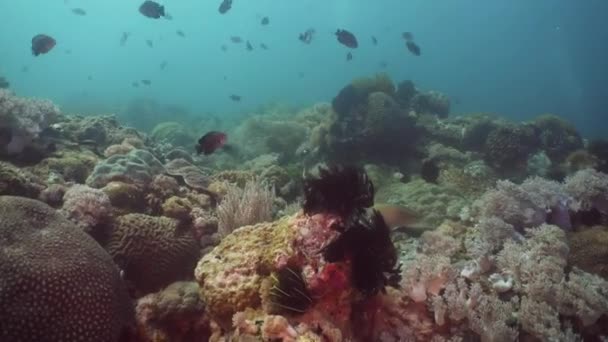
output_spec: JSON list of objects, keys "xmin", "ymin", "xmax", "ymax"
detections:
[{"xmin": 0, "ymin": 196, "xmax": 132, "ymax": 341}]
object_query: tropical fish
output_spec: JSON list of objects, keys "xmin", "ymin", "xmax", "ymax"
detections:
[
  {"xmin": 71, "ymin": 8, "xmax": 86, "ymax": 16},
  {"xmin": 246, "ymin": 41, "xmax": 253, "ymax": 51},
  {"xmin": 218, "ymin": 0, "xmax": 232, "ymax": 14},
  {"xmin": 346, "ymin": 52, "xmax": 353, "ymax": 61},
  {"xmin": 139, "ymin": 1, "xmax": 165, "ymax": 19},
  {"xmin": 31, "ymin": 34, "xmax": 56, "ymax": 56},
  {"xmin": 421, "ymin": 159, "xmax": 439, "ymax": 183},
  {"xmin": 230, "ymin": 36, "xmax": 243, "ymax": 43},
  {"xmin": 141, "ymin": 79, "xmax": 152, "ymax": 85},
  {"xmin": 160, "ymin": 61, "xmax": 168, "ymax": 70},
  {"xmin": 229, "ymin": 94, "xmax": 241, "ymax": 102},
  {"xmin": 335, "ymin": 29, "xmax": 358, "ymax": 48},
  {"xmin": 260, "ymin": 43, "xmax": 268, "ymax": 50},
  {"xmin": 371, "ymin": 36, "xmax": 378, "ymax": 45},
  {"xmin": 298, "ymin": 29, "xmax": 315, "ymax": 44},
  {"xmin": 146, "ymin": 39, "xmax": 154, "ymax": 48},
  {"xmin": 176, "ymin": 30, "xmax": 185, "ymax": 37},
  {"xmin": 220, "ymin": 44, "xmax": 228, "ymax": 51},
  {"xmin": 132, "ymin": 81, "xmax": 140, "ymax": 88},
  {"xmin": 374, "ymin": 204, "xmax": 426, "ymax": 236},
  {"xmin": 261, "ymin": 16, "xmax": 269, "ymax": 25},
  {"xmin": 402, "ymin": 32, "xmax": 414, "ymax": 41},
  {"xmin": 196, "ymin": 131, "xmax": 227, "ymax": 155},
  {"xmin": 406, "ymin": 41, "xmax": 421, "ymax": 56}
]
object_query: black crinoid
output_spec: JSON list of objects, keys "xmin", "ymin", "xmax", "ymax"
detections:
[
  {"xmin": 303, "ymin": 164, "xmax": 374, "ymax": 219},
  {"xmin": 267, "ymin": 266, "xmax": 313, "ymax": 315},
  {"xmin": 302, "ymin": 164, "xmax": 401, "ymax": 296}
]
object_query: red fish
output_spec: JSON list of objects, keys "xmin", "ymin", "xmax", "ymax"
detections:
[
  {"xmin": 196, "ymin": 131, "xmax": 227, "ymax": 155},
  {"xmin": 31, "ymin": 34, "xmax": 56, "ymax": 56}
]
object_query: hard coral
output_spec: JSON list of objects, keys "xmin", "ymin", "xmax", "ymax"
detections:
[
  {"xmin": 533, "ymin": 114, "xmax": 583, "ymax": 162},
  {"xmin": 195, "ymin": 216, "xmax": 297, "ymax": 327},
  {"xmin": 0, "ymin": 196, "xmax": 132, "ymax": 341},
  {"xmin": 483, "ymin": 123, "xmax": 540, "ymax": 173},
  {"xmin": 107, "ymin": 213, "xmax": 200, "ymax": 296},
  {"xmin": 568, "ymin": 226, "xmax": 608, "ymax": 278},
  {"xmin": 135, "ymin": 281, "xmax": 210, "ymax": 342},
  {"xmin": 0, "ymin": 89, "xmax": 59, "ymax": 155},
  {"xmin": 86, "ymin": 148, "xmax": 165, "ymax": 188},
  {"xmin": 61, "ymin": 184, "xmax": 113, "ymax": 237}
]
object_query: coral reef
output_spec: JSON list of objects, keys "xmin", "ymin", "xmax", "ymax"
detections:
[
  {"xmin": 0, "ymin": 89, "xmax": 59, "ymax": 155},
  {"xmin": 568, "ymin": 226, "xmax": 608, "ymax": 278},
  {"xmin": 61, "ymin": 184, "xmax": 113, "ymax": 238},
  {"xmin": 483, "ymin": 123, "xmax": 540, "ymax": 174},
  {"xmin": 216, "ymin": 177, "xmax": 275, "ymax": 236},
  {"xmin": 106, "ymin": 213, "xmax": 201, "ymax": 296},
  {"xmin": 86, "ymin": 148, "xmax": 165, "ymax": 188},
  {"xmin": 135, "ymin": 281, "xmax": 210, "ymax": 341},
  {"xmin": 0, "ymin": 161, "xmax": 45, "ymax": 197},
  {"xmin": 376, "ymin": 178, "xmax": 469, "ymax": 227},
  {"xmin": 327, "ymin": 74, "xmax": 421, "ymax": 165},
  {"xmin": 0, "ymin": 196, "xmax": 132, "ymax": 341},
  {"xmin": 150, "ymin": 121, "xmax": 196, "ymax": 148},
  {"xmin": 532, "ymin": 114, "xmax": 583, "ymax": 163}
]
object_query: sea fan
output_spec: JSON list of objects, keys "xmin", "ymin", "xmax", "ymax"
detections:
[{"xmin": 302, "ymin": 165, "xmax": 374, "ymax": 218}]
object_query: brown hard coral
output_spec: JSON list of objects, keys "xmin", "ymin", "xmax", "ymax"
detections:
[
  {"xmin": 107, "ymin": 213, "xmax": 201, "ymax": 296},
  {"xmin": 568, "ymin": 226, "xmax": 608, "ymax": 279},
  {"xmin": 0, "ymin": 196, "xmax": 133, "ymax": 341}
]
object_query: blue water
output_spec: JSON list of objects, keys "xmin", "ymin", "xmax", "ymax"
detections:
[{"xmin": 1, "ymin": 0, "xmax": 606, "ymax": 137}]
